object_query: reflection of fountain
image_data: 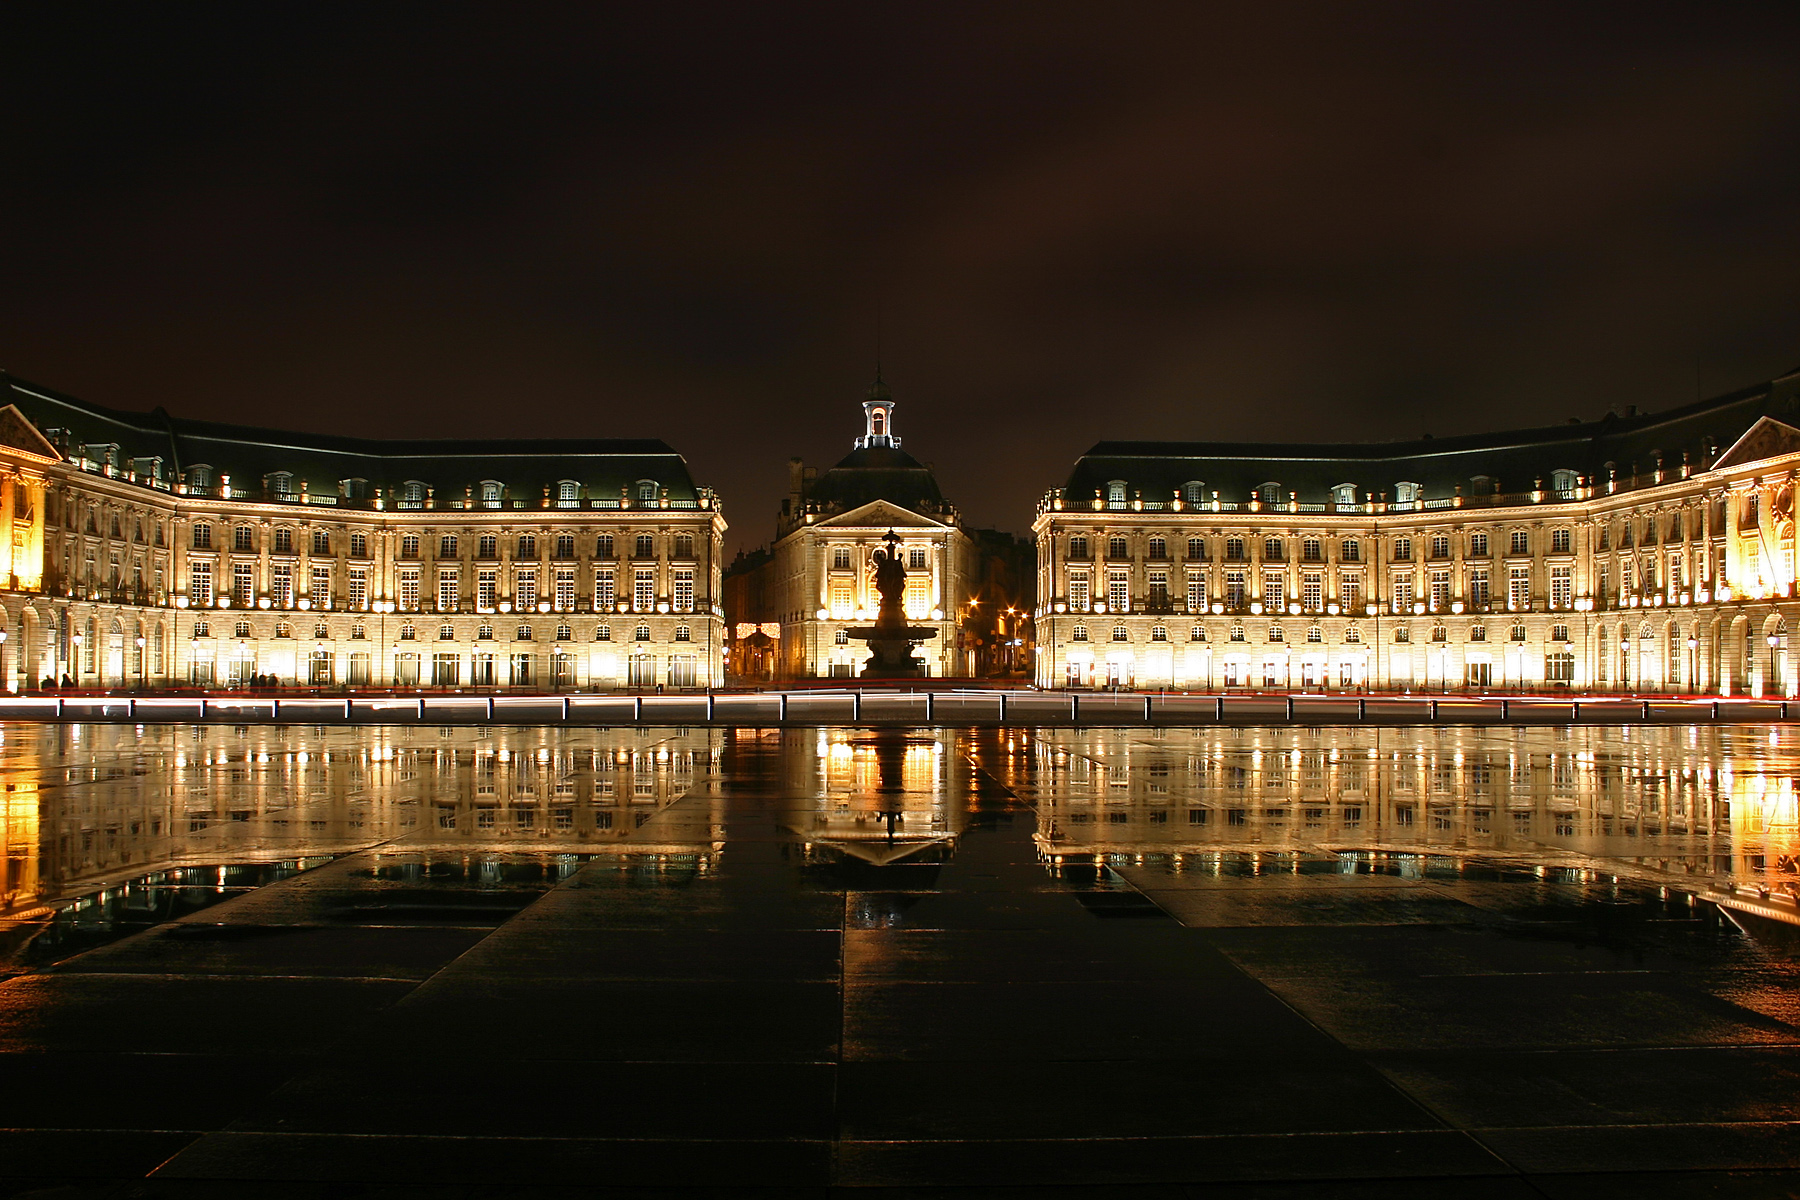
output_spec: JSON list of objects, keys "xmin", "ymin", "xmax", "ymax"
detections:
[
  {"xmin": 797, "ymin": 728, "xmax": 957, "ymax": 868},
  {"xmin": 847, "ymin": 529, "xmax": 937, "ymax": 678}
]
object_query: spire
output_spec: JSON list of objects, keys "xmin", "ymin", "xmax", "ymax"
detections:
[{"xmin": 855, "ymin": 376, "xmax": 899, "ymax": 449}]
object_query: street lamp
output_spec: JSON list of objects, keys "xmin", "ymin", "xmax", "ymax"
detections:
[
  {"xmin": 134, "ymin": 635, "xmax": 146, "ymax": 691},
  {"xmin": 1769, "ymin": 632, "xmax": 1781, "ymax": 697},
  {"xmin": 1686, "ymin": 635, "xmax": 1698, "ymax": 695}
]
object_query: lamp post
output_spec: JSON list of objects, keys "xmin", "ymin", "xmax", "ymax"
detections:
[
  {"xmin": 69, "ymin": 632, "xmax": 81, "ymax": 689},
  {"xmin": 1769, "ymin": 631, "xmax": 1781, "ymax": 698},
  {"xmin": 134, "ymin": 635, "xmax": 146, "ymax": 692},
  {"xmin": 1687, "ymin": 634, "xmax": 1699, "ymax": 695}
]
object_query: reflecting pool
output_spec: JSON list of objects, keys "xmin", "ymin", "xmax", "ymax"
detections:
[{"xmin": 0, "ymin": 722, "xmax": 1798, "ymax": 1191}]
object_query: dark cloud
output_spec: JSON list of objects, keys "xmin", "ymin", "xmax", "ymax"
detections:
[{"xmin": 3, "ymin": 2, "xmax": 1799, "ymax": 550}]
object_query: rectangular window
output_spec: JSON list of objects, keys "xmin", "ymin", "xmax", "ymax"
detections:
[
  {"xmin": 1430, "ymin": 535, "xmax": 1449, "ymax": 559},
  {"xmin": 310, "ymin": 565, "xmax": 331, "ymax": 610},
  {"xmin": 1263, "ymin": 572, "xmax": 1284, "ymax": 609},
  {"xmin": 830, "ymin": 579, "xmax": 853, "ymax": 615},
  {"xmin": 233, "ymin": 562, "xmax": 255, "ymax": 607},
  {"xmin": 439, "ymin": 569, "xmax": 459, "ymax": 612},
  {"xmin": 1107, "ymin": 570, "xmax": 1129, "ymax": 613},
  {"xmin": 1468, "ymin": 569, "xmax": 1490, "ymax": 608},
  {"xmin": 348, "ymin": 652, "xmax": 372, "ymax": 685},
  {"xmin": 478, "ymin": 569, "xmax": 497, "ymax": 611},
  {"xmin": 512, "ymin": 653, "xmax": 534, "ymax": 686},
  {"xmin": 395, "ymin": 653, "xmax": 420, "ymax": 686},
  {"xmin": 1341, "ymin": 539, "xmax": 1360, "ymax": 562},
  {"xmin": 555, "ymin": 568, "xmax": 576, "ymax": 611},
  {"xmin": 401, "ymin": 535, "xmax": 420, "ymax": 559},
  {"xmin": 1429, "ymin": 570, "xmax": 1450, "ymax": 611},
  {"xmin": 399, "ymin": 568, "xmax": 421, "ymax": 611},
  {"xmin": 516, "ymin": 569, "xmax": 538, "ymax": 611},
  {"xmin": 270, "ymin": 564, "xmax": 293, "ymax": 609},
  {"xmin": 472, "ymin": 654, "xmax": 495, "ymax": 686},
  {"xmin": 1509, "ymin": 566, "xmax": 1530, "ymax": 610},
  {"xmin": 634, "ymin": 568, "xmax": 655, "ymax": 611},
  {"xmin": 1068, "ymin": 572, "xmax": 1089, "ymax": 612},
  {"xmin": 432, "ymin": 653, "xmax": 459, "ymax": 686},
  {"xmin": 832, "ymin": 546, "xmax": 851, "ymax": 569},
  {"xmin": 311, "ymin": 530, "xmax": 330, "ymax": 555},
  {"xmin": 905, "ymin": 574, "xmax": 929, "ymax": 618},
  {"xmin": 1225, "ymin": 571, "xmax": 1247, "ymax": 609},
  {"xmin": 349, "ymin": 568, "xmax": 368, "ymax": 611},
  {"xmin": 595, "ymin": 534, "xmax": 613, "ymax": 559},
  {"xmin": 193, "ymin": 524, "xmax": 212, "ymax": 550},
  {"xmin": 1147, "ymin": 570, "xmax": 1169, "ymax": 607},
  {"xmin": 1187, "ymin": 537, "xmax": 1206, "ymax": 560},
  {"xmin": 1510, "ymin": 530, "xmax": 1529, "ymax": 555},
  {"xmin": 555, "ymin": 534, "xmax": 575, "ymax": 560},
  {"xmin": 593, "ymin": 571, "xmax": 614, "ymax": 611},
  {"xmin": 440, "ymin": 535, "xmax": 458, "ymax": 558},
  {"xmin": 1339, "ymin": 574, "xmax": 1361, "ymax": 612},
  {"xmin": 1551, "ymin": 528, "xmax": 1571, "ymax": 554},
  {"xmin": 1069, "ymin": 536, "xmax": 1088, "ymax": 559},
  {"xmin": 188, "ymin": 561, "xmax": 213, "ymax": 606},
  {"xmin": 1470, "ymin": 532, "xmax": 1488, "ymax": 557},
  {"xmin": 1669, "ymin": 554, "xmax": 1683, "ymax": 593},
  {"xmin": 477, "ymin": 534, "xmax": 497, "ymax": 559},
  {"xmin": 908, "ymin": 547, "xmax": 927, "ymax": 569},
  {"xmin": 1550, "ymin": 565, "xmax": 1572, "ymax": 610},
  {"xmin": 350, "ymin": 533, "xmax": 367, "ymax": 559},
  {"xmin": 674, "ymin": 569, "xmax": 694, "ymax": 613},
  {"xmin": 1187, "ymin": 572, "xmax": 1207, "ymax": 613},
  {"xmin": 1391, "ymin": 574, "xmax": 1414, "ymax": 613},
  {"xmin": 1302, "ymin": 573, "xmax": 1322, "ymax": 611}
]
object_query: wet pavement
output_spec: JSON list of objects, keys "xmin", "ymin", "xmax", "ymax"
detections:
[{"xmin": 0, "ymin": 722, "xmax": 1796, "ymax": 1197}]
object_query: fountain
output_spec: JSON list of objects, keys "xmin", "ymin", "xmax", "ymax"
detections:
[{"xmin": 847, "ymin": 529, "xmax": 937, "ymax": 678}]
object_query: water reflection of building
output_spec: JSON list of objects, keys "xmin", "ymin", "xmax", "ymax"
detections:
[
  {"xmin": 0, "ymin": 725, "xmax": 729, "ymax": 917},
  {"xmin": 1036, "ymin": 371, "xmax": 1800, "ymax": 694},
  {"xmin": 1014, "ymin": 728, "xmax": 1798, "ymax": 894}
]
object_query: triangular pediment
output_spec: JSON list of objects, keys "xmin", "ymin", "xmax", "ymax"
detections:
[
  {"xmin": 813, "ymin": 499, "xmax": 953, "ymax": 531},
  {"xmin": 1714, "ymin": 416, "xmax": 1800, "ymax": 471},
  {"xmin": 0, "ymin": 405, "xmax": 62, "ymax": 462}
]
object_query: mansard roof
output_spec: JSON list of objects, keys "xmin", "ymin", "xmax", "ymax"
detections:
[
  {"xmin": 1063, "ymin": 370, "xmax": 1800, "ymax": 507},
  {"xmin": 1, "ymin": 373, "xmax": 705, "ymax": 505},
  {"xmin": 807, "ymin": 444, "xmax": 945, "ymax": 513}
]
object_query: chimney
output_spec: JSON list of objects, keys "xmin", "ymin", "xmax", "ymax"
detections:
[{"xmin": 788, "ymin": 457, "xmax": 805, "ymax": 507}]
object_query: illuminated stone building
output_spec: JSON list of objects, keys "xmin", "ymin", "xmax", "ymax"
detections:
[
  {"xmin": 0, "ymin": 373, "xmax": 725, "ymax": 690},
  {"xmin": 1034, "ymin": 370, "xmax": 1800, "ymax": 695},
  {"xmin": 746, "ymin": 379, "xmax": 975, "ymax": 678}
]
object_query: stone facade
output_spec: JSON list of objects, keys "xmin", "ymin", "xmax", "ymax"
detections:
[
  {"xmin": 1033, "ymin": 372, "xmax": 1800, "ymax": 695},
  {"xmin": 0, "ymin": 374, "xmax": 726, "ymax": 691}
]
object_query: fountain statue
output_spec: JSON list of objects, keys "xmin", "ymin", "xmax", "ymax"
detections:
[{"xmin": 847, "ymin": 530, "xmax": 938, "ymax": 678}]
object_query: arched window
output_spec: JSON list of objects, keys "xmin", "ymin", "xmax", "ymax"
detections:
[
  {"xmin": 557, "ymin": 480, "xmax": 580, "ymax": 507},
  {"xmin": 439, "ymin": 624, "xmax": 455, "ymax": 640},
  {"xmin": 1394, "ymin": 481, "xmax": 1421, "ymax": 505},
  {"xmin": 675, "ymin": 625, "xmax": 692, "ymax": 642},
  {"xmin": 234, "ymin": 619, "xmax": 250, "ymax": 638},
  {"xmin": 1190, "ymin": 626, "xmax": 1206, "ymax": 642},
  {"xmin": 1258, "ymin": 483, "xmax": 1282, "ymax": 506},
  {"xmin": 400, "ymin": 480, "xmax": 427, "ymax": 506},
  {"xmin": 1510, "ymin": 623, "xmax": 1526, "ymax": 642},
  {"xmin": 555, "ymin": 624, "xmax": 572, "ymax": 641},
  {"xmin": 595, "ymin": 625, "xmax": 610, "ymax": 641},
  {"xmin": 1344, "ymin": 625, "xmax": 1361, "ymax": 643},
  {"xmin": 479, "ymin": 480, "xmax": 503, "ymax": 507},
  {"xmin": 1072, "ymin": 625, "xmax": 1088, "ymax": 641},
  {"xmin": 637, "ymin": 480, "xmax": 659, "ymax": 506},
  {"xmin": 1550, "ymin": 469, "xmax": 1578, "ymax": 496},
  {"xmin": 634, "ymin": 624, "xmax": 651, "ymax": 641},
  {"xmin": 1151, "ymin": 625, "xmax": 1167, "ymax": 642},
  {"xmin": 1106, "ymin": 480, "xmax": 1127, "ymax": 508},
  {"xmin": 1111, "ymin": 626, "xmax": 1128, "ymax": 641},
  {"xmin": 187, "ymin": 464, "xmax": 214, "ymax": 494},
  {"xmin": 1332, "ymin": 483, "xmax": 1358, "ymax": 508},
  {"xmin": 266, "ymin": 472, "xmax": 294, "ymax": 498},
  {"xmin": 1307, "ymin": 626, "xmax": 1323, "ymax": 643}
]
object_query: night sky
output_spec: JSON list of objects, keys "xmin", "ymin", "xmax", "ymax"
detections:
[{"xmin": 4, "ymin": 4, "xmax": 1800, "ymax": 552}]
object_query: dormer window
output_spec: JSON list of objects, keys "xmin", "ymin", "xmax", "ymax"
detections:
[
  {"xmin": 266, "ymin": 472, "xmax": 295, "ymax": 499},
  {"xmin": 1394, "ymin": 481, "xmax": 1421, "ymax": 506},
  {"xmin": 1550, "ymin": 469, "xmax": 1578, "ymax": 497},
  {"xmin": 187, "ymin": 464, "xmax": 214, "ymax": 495},
  {"xmin": 637, "ymin": 480, "xmax": 659, "ymax": 506},
  {"xmin": 399, "ymin": 480, "xmax": 427, "ymax": 507},
  {"xmin": 1332, "ymin": 483, "xmax": 1358, "ymax": 508},
  {"xmin": 1106, "ymin": 480, "xmax": 1127, "ymax": 509},
  {"xmin": 557, "ymin": 479, "xmax": 580, "ymax": 508},
  {"xmin": 1257, "ymin": 483, "xmax": 1281, "ymax": 506},
  {"xmin": 1183, "ymin": 481, "xmax": 1206, "ymax": 504},
  {"xmin": 340, "ymin": 478, "xmax": 368, "ymax": 501},
  {"xmin": 479, "ymin": 480, "xmax": 503, "ymax": 508}
]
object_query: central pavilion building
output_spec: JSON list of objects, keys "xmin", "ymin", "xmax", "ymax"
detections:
[{"xmin": 1034, "ymin": 369, "xmax": 1800, "ymax": 696}]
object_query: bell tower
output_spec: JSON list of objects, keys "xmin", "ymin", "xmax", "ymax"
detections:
[{"xmin": 855, "ymin": 375, "xmax": 900, "ymax": 449}]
